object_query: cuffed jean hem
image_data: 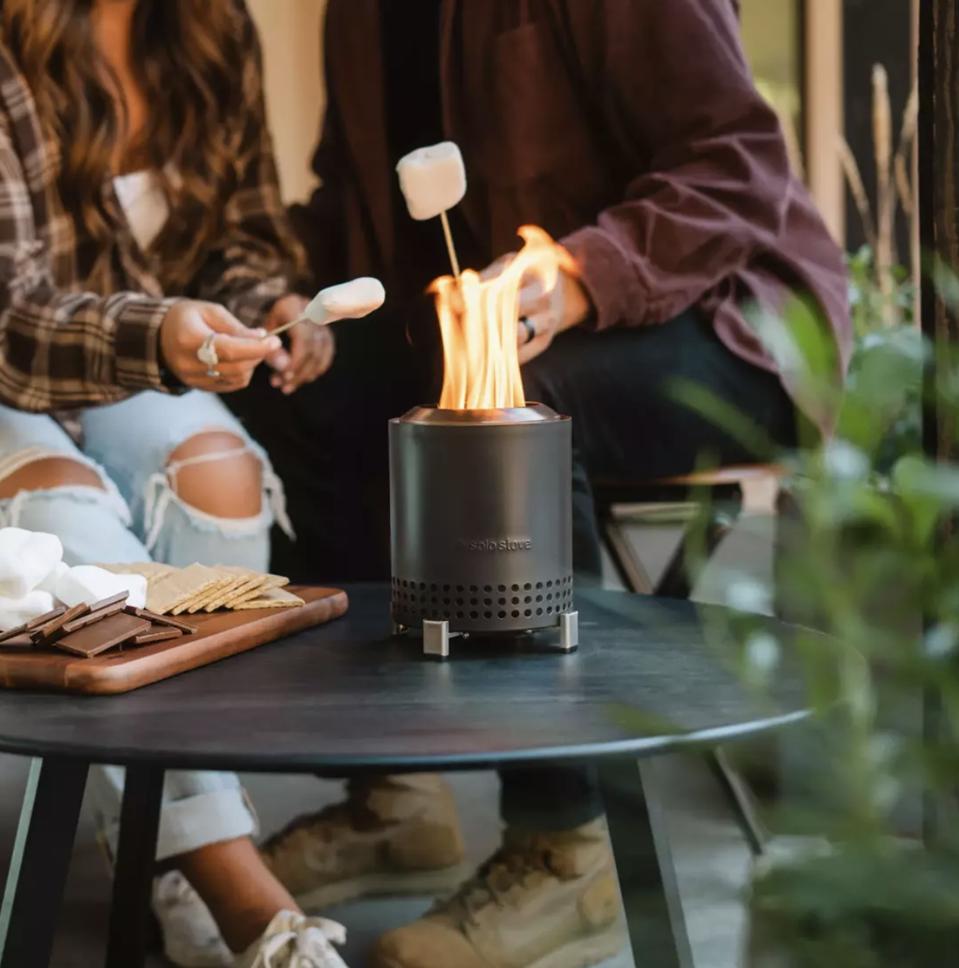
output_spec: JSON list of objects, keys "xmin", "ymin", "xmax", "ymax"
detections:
[
  {"xmin": 153, "ymin": 787, "xmax": 258, "ymax": 860},
  {"xmin": 91, "ymin": 767, "xmax": 258, "ymax": 862}
]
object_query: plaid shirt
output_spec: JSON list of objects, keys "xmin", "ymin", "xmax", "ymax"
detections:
[{"xmin": 0, "ymin": 7, "xmax": 303, "ymax": 413}]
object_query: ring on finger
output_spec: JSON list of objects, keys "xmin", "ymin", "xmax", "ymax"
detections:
[
  {"xmin": 197, "ymin": 333, "xmax": 219, "ymax": 368},
  {"xmin": 206, "ymin": 367, "xmax": 222, "ymax": 379},
  {"xmin": 520, "ymin": 316, "xmax": 537, "ymax": 343}
]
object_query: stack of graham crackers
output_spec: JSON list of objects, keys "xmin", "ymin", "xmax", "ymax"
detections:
[{"xmin": 99, "ymin": 564, "xmax": 304, "ymax": 616}]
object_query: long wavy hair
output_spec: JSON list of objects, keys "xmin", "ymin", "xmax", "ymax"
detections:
[{"xmin": 2, "ymin": 0, "xmax": 252, "ymax": 285}]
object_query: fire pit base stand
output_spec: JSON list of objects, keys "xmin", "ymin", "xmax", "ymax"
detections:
[{"xmin": 392, "ymin": 611, "xmax": 579, "ymax": 659}]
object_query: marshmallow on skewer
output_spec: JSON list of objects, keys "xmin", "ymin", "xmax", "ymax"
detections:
[
  {"xmin": 302, "ymin": 277, "xmax": 386, "ymax": 325},
  {"xmin": 268, "ymin": 277, "xmax": 386, "ymax": 338},
  {"xmin": 395, "ymin": 142, "xmax": 467, "ymax": 220},
  {"xmin": 396, "ymin": 142, "xmax": 467, "ymax": 278}
]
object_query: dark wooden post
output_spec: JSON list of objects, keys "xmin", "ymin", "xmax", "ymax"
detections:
[
  {"xmin": 917, "ymin": 0, "xmax": 958, "ymax": 845},
  {"xmin": 918, "ymin": 0, "xmax": 959, "ymax": 460}
]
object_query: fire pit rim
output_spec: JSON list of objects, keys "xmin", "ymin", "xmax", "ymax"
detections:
[{"xmin": 392, "ymin": 402, "xmax": 567, "ymax": 427}]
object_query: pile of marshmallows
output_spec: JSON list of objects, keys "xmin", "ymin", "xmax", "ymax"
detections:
[{"xmin": 0, "ymin": 527, "xmax": 146, "ymax": 632}]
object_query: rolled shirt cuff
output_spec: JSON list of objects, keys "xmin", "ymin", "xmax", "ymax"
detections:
[
  {"xmin": 112, "ymin": 295, "xmax": 179, "ymax": 392},
  {"xmin": 561, "ymin": 225, "xmax": 646, "ymax": 332}
]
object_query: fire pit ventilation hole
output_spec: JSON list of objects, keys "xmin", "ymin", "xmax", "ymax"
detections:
[{"xmin": 392, "ymin": 574, "xmax": 573, "ymax": 632}]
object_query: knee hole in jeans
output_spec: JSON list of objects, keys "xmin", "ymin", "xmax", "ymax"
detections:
[
  {"xmin": 0, "ymin": 456, "xmax": 106, "ymax": 500},
  {"xmin": 167, "ymin": 431, "xmax": 262, "ymax": 519}
]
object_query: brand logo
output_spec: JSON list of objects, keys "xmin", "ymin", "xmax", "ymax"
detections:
[{"xmin": 457, "ymin": 537, "xmax": 533, "ymax": 552}]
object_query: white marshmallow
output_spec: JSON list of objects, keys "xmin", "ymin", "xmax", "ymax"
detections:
[
  {"xmin": 55, "ymin": 565, "xmax": 147, "ymax": 610},
  {"xmin": 301, "ymin": 277, "xmax": 386, "ymax": 326},
  {"xmin": 395, "ymin": 142, "xmax": 467, "ymax": 220},
  {"xmin": 0, "ymin": 590, "xmax": 55, "ymax": 632},
  {"xmin": 37, "ymin": 560, "xmax": 69, "ymax": 595},
  {"xmin": 0, "ymin": 528, "xmax": 64, "ymax": 599}
]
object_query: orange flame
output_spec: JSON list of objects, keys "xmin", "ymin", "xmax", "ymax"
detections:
[{"xmin": 431, "ymin": 225, "xmax": 577, "ymax": 410}]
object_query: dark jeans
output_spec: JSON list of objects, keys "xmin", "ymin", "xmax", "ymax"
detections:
[
  {"xmin": 231, "ymin": 307, "xmax": 797, "ymax": 830},
  {"xmin": 229, "ymin": 296, "xmax": 440, "ymax": 583},
  {"xmin": 497, "ymin": 310, "xmax": 797, "ymax": 829}
]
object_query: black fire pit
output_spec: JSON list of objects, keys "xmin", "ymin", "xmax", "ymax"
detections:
[{"xmin": 390, "ymin": 404, "xmax": 577, "ymax": 657}]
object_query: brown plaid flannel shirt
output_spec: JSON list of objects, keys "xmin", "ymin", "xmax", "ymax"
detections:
[{"xmin": 0, "ymin": 7, "xmax": 303, "ymax": 413}]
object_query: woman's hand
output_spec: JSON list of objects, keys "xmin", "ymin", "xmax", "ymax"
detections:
[
  {"xmin": 264, "ymin": 294, "xmax": 336, "ymax": 394},
  {"xmin": 159, "ymin": 300, "xmax": 281, "ymax": 392},
  {"xmin": 515, "ymin": 265, "xmax": 591, "ymax": 364}
]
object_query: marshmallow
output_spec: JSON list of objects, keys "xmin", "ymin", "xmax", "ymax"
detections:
[
  {"xmin": 56, "ymin": 565, "xmax": 147, "ymax": 610},
  {"xmin": 0, "ymin": 590, "xmax": 55, "ymax": 631},
  {"xmin": 301, "ymin": 277, "xmax": 386, "ymax": 326},
  {"xmin": 37, "ymin": 560, "xmax": 69, "ymax": 596},
  {"xmin": 0, "ymin": 528, "xmax": 64, "ymax": 599},
  {"xmin": 396, "ymin": 142, "xmax": 467, "ymax": 220}
]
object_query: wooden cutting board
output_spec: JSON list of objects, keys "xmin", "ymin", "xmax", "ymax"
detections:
[{"xmin": 0, "ymin": 586, "xmax": 347, "ymax": 695}]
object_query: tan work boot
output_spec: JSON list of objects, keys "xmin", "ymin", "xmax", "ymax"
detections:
[
  {"xmin": 261, "ymin": 774, "xmax": 468, "ymax": 910},
  {"xmin": 370, "ymin": 819, "xmax": 626, "ymax": 968}
]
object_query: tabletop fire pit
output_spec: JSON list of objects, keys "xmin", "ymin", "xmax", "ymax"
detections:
[
  {"xmin": 390, "ymin": 403, "xmax": 576, "ymax": 656},
  {"xmin": 388, "ymin": 224, "xmax": 580, "ymax": 657}
]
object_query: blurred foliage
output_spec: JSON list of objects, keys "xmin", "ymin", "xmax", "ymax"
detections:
[
  {"xmin": 742, "ymin": 298, "xmax": 955, "ymax": 966},
  {"xmin": 657, "ymin": 278, "xmax": 955, "ymax": 965},
  {"xmin": 847, "ymin": 245, "xmax": 916, "ymax": 337},
  {"xmin": 845, "ymin": 245, "xmax": 922, "ymax": 469}
]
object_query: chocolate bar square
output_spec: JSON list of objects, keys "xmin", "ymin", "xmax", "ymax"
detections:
[{"xmin": 52, "ymin": 614, "xmax": 151, "ymax": 658}]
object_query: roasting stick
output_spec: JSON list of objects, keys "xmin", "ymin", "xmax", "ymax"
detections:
[
  {"xmin": 266, "ymin": 277, "xmax": 386, "ymax": 338},
  {"xmin": 439, "ymin": 211, "xmax": 461, "ymax": 279},
  {"xmin": 396, "ymin": 141, "xmax": 468, "ymax": 280}
]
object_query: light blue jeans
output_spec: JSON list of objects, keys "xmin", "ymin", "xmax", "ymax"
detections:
[{"xmin": 0, "ymin": 391, "xmax": 292, "ymax": 859}]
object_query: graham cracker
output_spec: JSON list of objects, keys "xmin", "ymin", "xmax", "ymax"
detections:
[
  {"xmin": 204, "ymin": 573, "xmax": 265, "ymax": 611},
  {"xmin": 185, "ymin": 570, "xmax": 242, "ymax": 613},
  {"xmin": 99, "ymin": 562, "xmax": 175, "ymax": 585},
  {"xmin": 148, "ymin": 564, "xmax": 221, "ymax": 615},
  {"xmin": 232, "ymin": 587, "xmax": 304, "ymax": 610},
  {"xmin": 220, "ymin": 574, "xmax": 289, "ymax": 609}
]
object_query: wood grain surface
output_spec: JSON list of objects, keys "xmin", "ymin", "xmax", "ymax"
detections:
[
  {"xmin": 0, "ymin": 585, "xmax": 811, "ymax": 774},
  {"xmin": 0, "ymin": 587, "xmax": 348, "ymax": 695}
]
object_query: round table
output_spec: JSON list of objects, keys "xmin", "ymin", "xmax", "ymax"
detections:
[{"xmin": 0, "ymin": 584, "xmax": 810, "ymax": 968}]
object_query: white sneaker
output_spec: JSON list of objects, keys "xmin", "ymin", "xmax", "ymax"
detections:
[
  {"xmin": 152, "ymin": 871, "xmax": 233, "ymax": 967},
  {"xmin": 234, "ymin": 911, "xmax": 349, "ymax": 968}
]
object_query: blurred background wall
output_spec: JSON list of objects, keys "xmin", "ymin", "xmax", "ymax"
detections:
[{"xmin": 246, "ymin": 0, "xmax": 327, "ymax": 204}]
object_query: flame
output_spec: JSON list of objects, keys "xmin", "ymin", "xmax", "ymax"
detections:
[{"xmin": 431, "ymin": 225, "xmax": 577, "ymax": 410}]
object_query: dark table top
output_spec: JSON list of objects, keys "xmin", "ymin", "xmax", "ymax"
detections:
[{"xmin": 0, "ymin": 585, "xmax": 810, "ymax": 773}]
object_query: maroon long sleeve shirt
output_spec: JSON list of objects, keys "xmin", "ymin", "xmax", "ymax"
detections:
[{"xmin": 295, "ymin": 0, "xmax": 850, "ymax": 433}]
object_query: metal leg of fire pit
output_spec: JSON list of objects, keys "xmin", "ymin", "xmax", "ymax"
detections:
[
  {"xmin": 559, "ymin": 610, "xmax": 579, "ymax": 652},
  {"xmin": 423, "ymin": 619, "xmax": 452, "ymax": 659}
]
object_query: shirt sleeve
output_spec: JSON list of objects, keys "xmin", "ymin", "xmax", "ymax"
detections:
[
  {"xmin": 561, "ymin": 0, "xmax": 792, "ymax": 331},
  {"xmin": 190, "ymin": 9, "xmax": 307, "ymax": 326},
  {"xmin": 0, "ymin": 127, "xmax": 175, "ymax": 413}
]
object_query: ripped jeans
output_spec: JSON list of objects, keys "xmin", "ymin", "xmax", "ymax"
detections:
[{"xmin": 0, "ymin": 390, "xmax": 291, "ymax": 860}]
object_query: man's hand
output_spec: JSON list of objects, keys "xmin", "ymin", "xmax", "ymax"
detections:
[
  {"xmin": 265, "ymin": 294, "xmax": 336, "ymax": 394},
  {"xmin": 159, "ymin": 300, "xmax": 282, "ymax": 393},
  {"xmin": 515, "ymin": 265, "xmax": 591, "ymax": 364},
  {"xmin": 481, "ymin": 253, "xmax": 592, "ymax": 364}
]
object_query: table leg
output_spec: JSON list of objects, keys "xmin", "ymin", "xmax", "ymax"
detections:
[
  {"xmin": 0, "ymin": 756, "xmax": 89, "ymax": 968},
  {"xmin": 105, "ymin": 765, "xmax": 164, "ymax": 968},
  {"xmin": 597, "ymin": 758, "xmax": 695, "ymax": 968},
  {"xmin": 707, "ymin": 748, "xmax": 767, "ymax": 857}
]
